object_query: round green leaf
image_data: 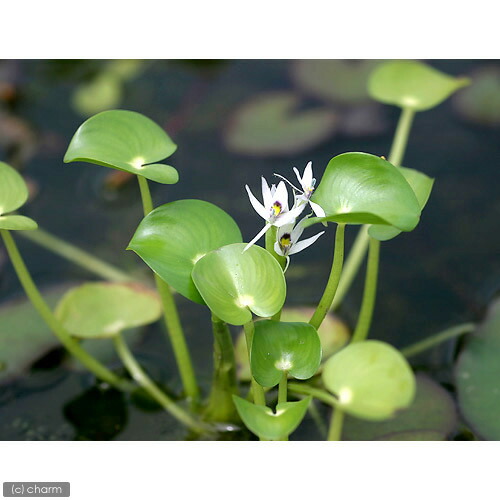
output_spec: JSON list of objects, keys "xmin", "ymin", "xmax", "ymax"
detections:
[
  {"xmin": 368, "ymin": 60, "xmax": 470, "ymax": 111},
  {"xmin": 191, "ymin": 243, "xmax": 286, "ymax": 325},
  {"xmin": 128, "ymin": 199, "xmax": 242, "ymax": 304},
  {"xmin": 343, "ymin": 374, "xmax": 457, "ymax": 440},
  {"xmin": 223, "ymin": 91, "xmax": 337, "ymax": 156},
  {"xmin": 0, "ymin": 162, "xmax": 29, "ymax": 216},
  {"xmin": 250, "ymin": 320, "xmax": 322, "ymax": 387},
  {"xmin": 311, "ymin": 152, "xmax": 421, "ymax": 231},
  {"xmin": 0, "ymin": 215, "xmax": 38, "ymax": 231},
  {"xmin": 456, "ymin": 298, "xmax": 500, "ymax": 439},
  {"xmin": 368, "ymin": 166, "xmax": 434, "ymax": 241},
  {"xmin": 322, "ymin": 340, "xmax": 416, "ymax": 421},
  {"xmin": 55, "ymin": 282, "xmax": 162, "ymax": 339},
  {"xmin": 64, "ymin": 109, "xmax": 179, "ymax": 184},
  {"xmin": 232, "ymin": 395, "xmax": 311, "ymax": 440}
]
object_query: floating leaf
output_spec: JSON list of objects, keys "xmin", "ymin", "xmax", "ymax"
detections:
[
  {"xmin": 250, "ymin": 320, "xmax": 322, "ymax": 387},
  {"xmin": 322, "ymin": 340, "xmax": 416, "ymax": 421},
  {"xmin": 224, "ymin": 91, "xmax": 337, "ymax": 156},
  {"xmin": 368, "ymin": 166, "xmax": 434, "ymax": 241},
  {"xmin": 192, "ymin": 243, "xmax": 286, "ymax": 325},
  {"xmin": 55, "ymin": 282, "xmax": 162, "ymax": 339},
  {"xmin": 0, "ymin": 214, "xmax": 37, "ymax": 231},
  {"xmin": 343, "ymin": 374, "xmax": 457, "ymax": 440},
  {"xmin": 0, "ymin": 161, "xmax": 29, "ymax": 216},
  {"xmin": 291, "ymin": 60, "xmax": 380, "ymax": 104},
  {"xmin": 233, "ymin": 395, "xmax": 310, "ymax": 440},
  {"xmin": 368, "ymin": 60, "xmax": 470, "ymax": 111},
  {"xmin": 311, "ymin": 152, "xmax": 421, "ymax": 231},
  {"xmin": 456, "ymin": 297, "xmax": 500, "ymax": 439},
  {"xmin": 128, "ymin": 199, "xmax": 242, "ymax": 304},
  {"xmin": 64, "ymin": 109, "xmax": 178, "ymax": 184}
]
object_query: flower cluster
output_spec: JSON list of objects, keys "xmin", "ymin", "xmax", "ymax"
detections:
[{"xmin": 244, "ymin": 161, "xmax": 325, "ymax": 269}]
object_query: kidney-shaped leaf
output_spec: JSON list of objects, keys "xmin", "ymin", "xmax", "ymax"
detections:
[
  {"xmin": 311, "ymin": 152, "xmax": 421, "ymax": 231},
  {"xmin": 250, "ymin": 320, "xmax": 322, "ymax": 387},
  {"xmin": 64, "ymin": 109, "xmax": 178, "ymax": 184},
  {"xmin": 128, "ymin": 199, "xmax": 242, "ymax": 304},
  {"xmin": 0, "ymin": 162, "xmax": 29, "ymax": 216},
  {"xmin": 233, "ymin": 395, "xmax": 311, "ymax": 440},
  {"xmin": 55, "ymin": 282, "xmax": 162, "ymax": 339},
  {"xmin": 368, "ymin": 166, "xmax": 434, "ymax": 241},
  {"xmin": 368, "ymin": 60, "xmax": 470, "ymax": 111},
  {"xmin": 322, "ymin": 340, "xmax": 416, "ymax": 421},
  {"xmin": 192, "ymin": 243, "xmax": 286, "ymax": 325}
]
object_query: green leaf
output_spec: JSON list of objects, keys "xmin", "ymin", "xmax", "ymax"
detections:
[
  {"xmin": 64, "ymin": 109, "xmax": 179, "ymax": 184},
  {"xmin": 232, "ymin": 395, "xmax": 311, "ymax": 440},
  {"xmin": 322, "ymin": 340, "xmax": 416, "ymax": 421},
  {"xmin": 0, "ymin": 162, "xmax": 29, "ymax": 216},
  {"xmin": 343, "ymin": 374, "xmax": 458, "ymax": 440},
  {"xmin": 456, "ymin": 297, "xmax": 500, "ymax": 439},
  {"xmin": 191, "ymin": 243, "xmax": 286, "ymax": 325},
  {"xmin": 0, "ymin": 215, "xmax": 38, "ymax": 231},
  {"xmin": 311, "ymin": 152, "xmax": 421, "ymax": 231},
  {"xmin": 368, "ymin": 60, "xmax": 470, "ymax": 111},
  {"xmin": 128, "ymin": 199, "xmax": 242, "ymax": 304},
  {"xmin": 72, "ymin": 73, "xmax": 122, "ymax": 117},
  {"xmin": 368, "ymin": 166, "xmax": 434, "ymax": 241},
  {"xmin": 55, "ymin": 282, "xmax": 162, "ymax": 339},
  {"xmin": 224, "ymin": 91, "xmax": 337, "ymax": 156},
  {"xmin": 250, "ymin": 320, "xmax": 322, "ymax": 387}
]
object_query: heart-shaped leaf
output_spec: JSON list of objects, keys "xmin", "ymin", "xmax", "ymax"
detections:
[
  {"xmin": 232, "ymin": 395, "xmax": 311, "ymax": 440},
  {"xmin": 128, "ymin": 199, "xmax": 242, "ymax": 304},
  {"xmin": 343, "ymin": 374, "xmax": 457, "ymax": 440},
  {"xmin": 0, "ymin": 162, "xmax": 29, "ymax": 216},
  {"xmin": 311, "ymin": 152, "xmax": 421, "ymax": 231},
  {"xmin": 224, "ymin": 91, "xmax": 337, "ymax": 156},
  {"xmin": 368, "ymin": 60, "xmax": 470, "ymax": 111},
  {"xmin": 250, "ymin": 320, "xmax": 322, "ymax": 387},
  {"xmin": 191, "ymin": 243, "xmax": 286, "ymax": 325},
  {"xmin": 55, "ymin": 282, "xmax": 162, "ymax": 339},
  {"xmin": 456, "ymin": 297, "xmax": 500, "ymax": 439},
  {"xmin": 368, "ymin": 166, "xmax": 434, "ymax": 241},
  {"xmin": 64, "ymin": 109, "xmax": 179, "ymax": 184},
  {"xmin": 0, "ymin": 215, "xmax": 37, "ymax": 231},
  {"xmin": 322, "ymin": 340, "xmax": 416, "ymax": 421}
]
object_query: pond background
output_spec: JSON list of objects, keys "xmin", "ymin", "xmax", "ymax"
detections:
[{"xmin": 0, "ymin": 59, "xmax": 498, "ymax": 440}]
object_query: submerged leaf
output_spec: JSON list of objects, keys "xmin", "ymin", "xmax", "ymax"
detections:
[
  {"xmin": 128, "ymin": 199, "xmax": 242, "ymax": 304},
  {"xmin": 369, "ymin": 60, "xmax": 470, "ymax": 111},
  {"xmin": 64, "ymin": 109, "xmax": 179, "ymax": 184}
]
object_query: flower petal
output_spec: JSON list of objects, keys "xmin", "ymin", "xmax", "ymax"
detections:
[
  {"xmin": 293, "ymin": 166, "xmax": 303, "ymax": 187},
  {"xmin": 243, "ymin": 224, "xmax": 272, "ymax": 252},
  {"xmin": 309, "ymin": 200, "xmax": 326, "ymax": 218},
  {"xmin": 302, "ymin": 161, "xmax": 313, "ymax": 189},
  {"xmin": 261, "ymin": 177, "xmax": 272, "ymax": 209},
  {"xmin": 289, "ymin": 231, "xmax": 325, "ymax": 255},
  {"xmin": 274, "ymin": 241, "xmax": 285, "ymax": 256},
  {"xmin": 246, "ymin": 185, "xmax": 268, "ymax": 220},
  {"xmin": 274, "ymin": 202, "xmax": 307, "ymax": 227},
  {"xmin": 274, "ymin": 181, "xmax": 289, "ymax": 211}
]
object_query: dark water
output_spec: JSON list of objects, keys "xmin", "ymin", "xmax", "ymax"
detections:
[{"xmin": 0, "ymin": 59, "xmax": 499, "ymax": 440}]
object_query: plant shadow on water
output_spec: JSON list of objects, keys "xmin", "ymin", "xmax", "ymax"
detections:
[{"xmin": 0, "ymin": 59, "xmax": 499, "ymax": 440}]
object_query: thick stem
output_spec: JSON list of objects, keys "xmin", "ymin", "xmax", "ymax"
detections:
[
  {"xmin": 243, "ymin": 320, "xmax": 266, "ymax": 406},
  {"xmin": 288, "ymin": 382, "xmax": 338, "ymax": 407},
  {"xmin": 1, "ymin": 229, "xmax": 133, "ymax": 392},
  {"xmin": 265, "ymin": 225, "xmax": 286, "ymax": 321},
  {"xmin": 401, "ymin": 322, "xmax": 476, "ymax": 358},
  {"xmin": 331, "ymin": 107, "xmax": 415, "ymax": 310},
  {"xmin": 309, "ymin": 224, "xmax": 345, "ymax": 330},
  {"xmin": 327, "ymin": 408, "xmax": 344, "ymax": 441},
  {"xmin": 351, "ymin": 237, "xmax": 380, "ymax": 343},
  {"xmin": 136, "ymin": 175, "xmax": 199, "ymax": 406},
  {"xmin": 113, "ymin": 333, "xmax": 208, "ymax": 434},
  {"xmin": 203, "ymin": 314, "xmax": 240, "ymax": 422},
  {"xmin": 19, "ymin": 228, "xmax": 136, "ymax": 283}
]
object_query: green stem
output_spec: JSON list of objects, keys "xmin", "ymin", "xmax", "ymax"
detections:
[
  {"xmin": 331, "ymin": 106, "xmax": 415, "ymax": 310},
  {"xmin": 278, "ymin": 371, "xmax": 288, "ymax": 405},
  {"xmin": 288, "ymin": 382, "xmax": 338, "ymax": 407},
  {"xmin": 136, "ymin": 175, "xmax": 199, "ymax": 406},
  {"xmin": 401, "ymin": 322, "xmax": 476, "ymax": 358},
  {"xmin": 19, "ymin": 227, "xmax": 136, "ymax": 283},
  {"xmin": 265, "ymin": 225, "xmax": 286, "ymax": 321},
  {"xmin": 203, "ymin": 314, "xmax": 240, "ymax": 422},
  {"xmin": 112, "ymin": 333, "xmax": 208, "ymax": 434},
  {"xmin": 351, "ymin": 237, "xmax": 380, "ymax": 343},
  {"xmin": 1, "ymin": 229, "xmax": 133, "ymax": 392},
  {"xmin": 309, "ymin": 224, "xmax": 345, "ymax": 330},
  {"xmin": 243, "ymin": 320, "xmax": 266, "ymax": 406},
  {"xmin": 327, "ymin": 408, "xmax": 344, "ymax": 441}
]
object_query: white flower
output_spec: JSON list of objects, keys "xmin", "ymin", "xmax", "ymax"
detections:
[
  {"xmin": 274, "ymin": 216, "xmax": 325, "ymax": 259},
  {"xmin": 244, "ymin": 177, "xmax": 306, "ymax": 252}
]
